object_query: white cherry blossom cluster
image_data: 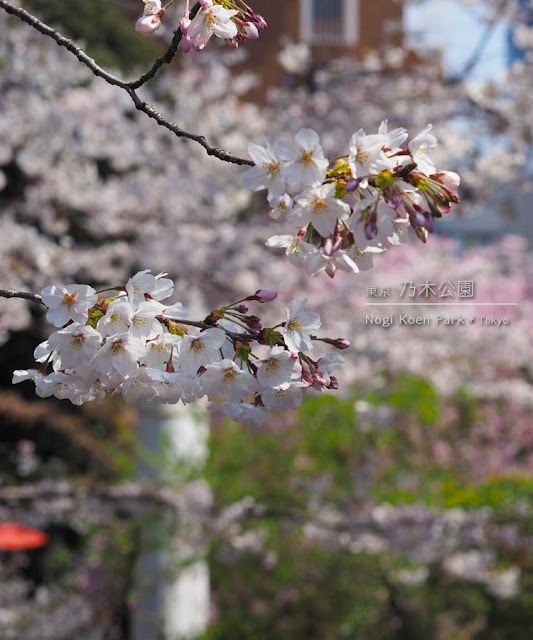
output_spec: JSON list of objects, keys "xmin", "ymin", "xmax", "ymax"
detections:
[
  {"xmin": 244, "ymin": 124, "xmax": 461, "ymax": 278},
  {"xmin": 12, "ymin": 271, "xmax": 348, "ymax": 427},
  {"xmin": 180, "ymin": 0, "xmax": 267, "ymax": 51},
  {"xmin": 136, "ymin": 0, "xmax": 267, "ymax": 50},
  {"xmin": 135, "ymin": 0, "xmax": 166, "ymax": 36}
]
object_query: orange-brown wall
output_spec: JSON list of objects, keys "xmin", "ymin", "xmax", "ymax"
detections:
[{"xmin": 243, "ymin": 0, "xmax": 403, "ymax": 91}]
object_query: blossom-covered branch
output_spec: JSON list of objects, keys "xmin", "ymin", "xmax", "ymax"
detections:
[
  {"xmin": 0, "ymin": 0, "xmax": 253, "ymax": 166},
  {"xmin": 244, "ymin": 124, "xmax": 461, "ymax": 278},
  {"xmin": 6, "ymin": 272, "xmax": 349, "ymax": 426}
]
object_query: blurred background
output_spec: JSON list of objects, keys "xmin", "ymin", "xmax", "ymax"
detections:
[{"xmin": 0, "ymin": 0, "xmax": 532, "ymax": 638}]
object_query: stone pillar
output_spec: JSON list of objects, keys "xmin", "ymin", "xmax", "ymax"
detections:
[{"xmin": 131, "ymin": 401, "xmax": 210, "ymax": 640}]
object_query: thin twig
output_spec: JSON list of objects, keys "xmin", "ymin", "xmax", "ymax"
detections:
[
  {"xmin": 127, "ymin": 89, "xmax": 253, "ymax": 165},
  {"xmin": 0, "ymin": 0, "xmax": 252, "ymax": 166},
  {"xmin": 445, "ymin": 0, "xmax": 510, "ymax": 85},
  {"xmin": 0, "ymin": 289, "xmax": 44, "ymax": 305},
  {"xmin": 157, "ymin": 316, "xmax": 257, "ymax": 342}
]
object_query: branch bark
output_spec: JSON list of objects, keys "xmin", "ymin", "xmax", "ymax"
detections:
[{"xmin": 0, "ymin": 289, "xmax": 44, "ymax": 305}]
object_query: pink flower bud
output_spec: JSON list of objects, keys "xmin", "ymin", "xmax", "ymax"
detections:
[
  {"xmin": 235, "ymin": 304, "xmax": 249, "ymax": 314},
  {"xmin": 253, "ymin": 289, "xmax": 277, "ymax": 303},
  {"xmin": 226, "ymin": 38, "xmax": 239, "ymax": 49},
  {"xmin": 327, "ymin": 376, "xmax": 339, "ymax": 390},
  {"xmin": 252, "ymin": 14, "xmax": 267, "ymax": 30},
  {"xmin": 135, "ymin": 14, "xmax": 161, "ymax": 36},
  {"xmin": 313, "ymin": 372, "xmax": 328, "ymax": 386},
  {"xmin": 181, "ymin": 35, "xmax": 193, "ymax": 53},
  {"xmin": 243, "ymin": 22, "xmax": 259, "ymax": 39},
  {"xmin": 346, "ymin": 178, "xmax": 361, "ymax": 192},
  {"xmin": 433, "ymin": 170, "xmax": 460, "ymax": 192},
  {"xmin": 413, "ymin": 211, "xmax": 426, "ymax": 227},
  {"xmin": 423, "ymin": 213, "xmax": 435, "ymax": 232},
  {"xmin": 180, "ymin": 16, "xmax": 191, "ymax": 35},
  {"xmin": 242, "ymin": 315, "xmax": 262, "ymax": 333},
  {"xmin": 322, "ymin": 338, "xmax": 351, "ymax": 350},
  {"xmin": 414, "ymin": 225, "xmax": 428, "ymax": 243}
]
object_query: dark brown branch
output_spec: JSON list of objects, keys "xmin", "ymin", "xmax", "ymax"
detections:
[
  {"xmin": 0, "ymin": 0, "xmax": 252, "ymax": 166},
  {"xmin": 127, "ymin": 89, "xmax": 253, "ymax": 166},
  {"xmin": 0, "ymin": 289, "xmax": 44, "ymax": 305},
  {"xmin": 157, "ymin": 316, "xmax": 257, "ymax": 342}
]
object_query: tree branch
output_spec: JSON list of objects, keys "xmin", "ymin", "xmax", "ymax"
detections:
[
  {"xmin": 0, "ymin": 290, "xmax": 259, "ymax": 342},
  {"xmin": 0, "ymin": 289, "xmax": 44, "ymax": 305},
  {"xmin": 127, "ymin": 88, "xmax": 253, "ymax": 165},
  {"xmin": 0, "ymin": 480, "xmax": 199, "ymax": 512},
  {"xmin": 128, "ymin": 2, "xmax": 202, "ymax": 91},
  {"xmin": 445, "ymin": 0, "xmax": 510, "ymax": 85},
  {"xmin": 0, "ymin": 0, "xmax": 252, "ymax": 166}
]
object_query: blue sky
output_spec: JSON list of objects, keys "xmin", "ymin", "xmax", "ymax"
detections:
[{"xmin": 406, "ymin": 0, "xmax": 508, "ymax": 81}]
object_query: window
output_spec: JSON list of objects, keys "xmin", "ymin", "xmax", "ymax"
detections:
[
  {"xmin": 312, "ymin": 0, "xmax": 342, "ymax": 42},
  {"xmin": 301, "ymin": 0, "xmax": 358, "ymax": 46}
]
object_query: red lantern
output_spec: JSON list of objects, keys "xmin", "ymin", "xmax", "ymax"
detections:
[{"xmin": 0, "ymin": 522, "xmax": 49, "ymax": 551}]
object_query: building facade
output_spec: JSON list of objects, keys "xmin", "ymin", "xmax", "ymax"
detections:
[{"xmin": 246, "ymin": 0, "xmax": 403, "ymax": 88}]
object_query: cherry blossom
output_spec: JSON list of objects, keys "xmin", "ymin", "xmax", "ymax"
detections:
[
  {"xmin": 126, "ymin": 270, "xmax": 174, "ymax": 306},
  {"xmin": 46, "ymin": 323, "xmax": 102, "ymax": 369},
  {"xmin": 178, "ymin": 327, "xmax": 227, "ymax": 375},
  {"xmin": 277, "ymin": 129, "xmax": 329, "ymax": 189},
  {"xmin": 186, "ymin": 2, "xmax": 238, "ymax": 51},
  {"xmin": 246, "ymin": 124, "xmax": 460, "ymax": 278},
  {"xmin": 408, "ymin": 124, "xmax": 438, "ymax": 176},
  {"xmin": 11, "ymin": 272, "xmax": 347, "ymax": 424},
  {"xmin": 200, "ymin": 359, "xmax": 257, "ymax": 402},
  {"xmin": 260, "ymin": 382, "xmax": 305, "ymax": 411},
  {"xmin": 41, "ymin": 284, "xmax": 98, "ymax": 328},
  {"xmin": 256, "ymin": 347, "xmax": 300, "ymax": 389},
  {"xmin": 135, "ymin": 0, "xmax": 163, "ymax": 36},
  {"xmin": 243, "ymin": 142, "xmax": 286, "ymax": 199},
  {"xmin": 283, "ymin": 298, "xmax": 322, "ymax": 354},
  {"xmin": 291, "ymin": 184, "xmax": 351, "ymax": 238}
]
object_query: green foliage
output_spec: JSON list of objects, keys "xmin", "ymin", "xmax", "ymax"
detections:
[
  {"xmin": 367, "ymin": 373, "xmax": 440, "ymax": 426},
  {"xmin": 25, "ymin": 0, "xmax": 159, "ymax": 71},
  {"xmin": 203, "ymin": 373, "xmax": 533, "ymax": 639},
  {"xmin": 206, "ymin": 416, "xmax": 305, "ymax": 511},
  {"xmin": 201, "ymin": 542, "xmax": 396, "ymax": 640},
  {"xmin": 443, "ymin": 474, "xmax": 533, "ymax": 510}
]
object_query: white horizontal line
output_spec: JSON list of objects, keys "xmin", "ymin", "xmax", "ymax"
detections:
[{"xmin": 365, "ymin": 302, "xmax": 519, "ymax": 306}]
